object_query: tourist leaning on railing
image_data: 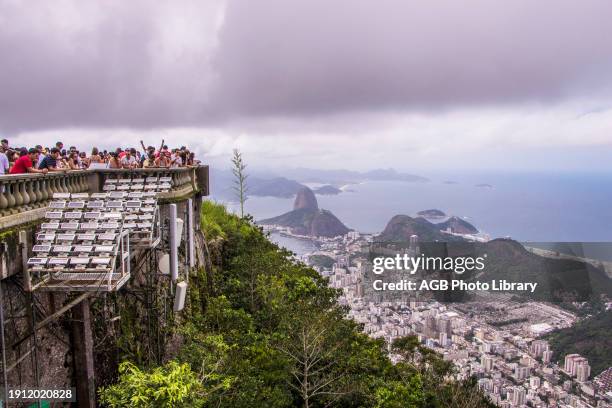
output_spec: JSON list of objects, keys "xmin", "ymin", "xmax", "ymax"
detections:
[
  {"xmin": 108, "ymin": 152, "xmax": 121, "ymax": 169},
  {"xmin": 90, "ymin": 147, "xmax": 103, "ymax": 164},
  {"xmin": 67, "ymin": 151, "xmax": 81, "ymax": 170},
  {"xmin": 0, "ymin": 138, "xmax": 200, "ymax": 172},
  {"xmin": 120, "ymin": 148, "xmax": 138, "ymax": 169},
  {"xmin": 142, "ymin": 153, "xmax": 156, "ymax": 168},
  {"xmin": 155, "ymin": 151, "xmax": 171, "ymax": 168},
  {"xmin": 38, "ymin": 148, "xmax": 67, "ymax": 172},
  {"xmin": 9, "ymin": 148, "xmax": 48, "ymax": 174}
]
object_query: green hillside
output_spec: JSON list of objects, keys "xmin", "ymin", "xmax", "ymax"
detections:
[
  {"xmin": 308, "ymin": 254, "xmax": 336, "ymax": 269},
  {"xmin": 472, "ymin": 239, "xmax": 612, "ymax": 302},
  {"xmin": 99, "ymin": 202, "xmax": 493, "ymax": 408},
  {"xmin": 545, "ymin": 311, "xmax": 612, "ymax": 376},
  {"xmin": 378, "ymin": 215, "xmax": 465, "ymax": 242}
]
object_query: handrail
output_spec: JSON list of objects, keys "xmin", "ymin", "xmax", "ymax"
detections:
[{"xmin": 0, "ymin": 165, "xmax": 208, "ymax": 218}]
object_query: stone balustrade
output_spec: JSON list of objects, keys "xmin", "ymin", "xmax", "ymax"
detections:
[
  {"xmin": 0, "ymin": 171, "xmax": 90, "ymax": 215},
  {"xmin": 0, "ymin": 165, "xmax": 208, "ymax": 223}
]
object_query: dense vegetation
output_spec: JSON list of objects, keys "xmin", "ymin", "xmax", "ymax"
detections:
[
  {"xmin": 546, "ymin": 310, "xmax": 612, "ymax": 376},
  {"xmin": 308, "ymin": 254, "xmax": 337, "ymax": 269},
  {"xmin": 99, "ymin": 201, "xmax": 493, "ymax": 407}
]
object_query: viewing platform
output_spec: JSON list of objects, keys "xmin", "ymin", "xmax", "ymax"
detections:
[
  {"xmin": 0, "ymin": 165, "xmax": 209, "ymax": 282},
  {"xmin": 0, "ymin": 165, "xmax": 208, "ymax": 229}
]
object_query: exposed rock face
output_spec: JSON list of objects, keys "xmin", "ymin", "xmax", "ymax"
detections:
[
  {"xmin": 260, "ymin": 187, "xmax": 350, "ymax": 237},
  {"xmin": 293, "ymin": 187, "xmax": 319, "ymax": 211}
]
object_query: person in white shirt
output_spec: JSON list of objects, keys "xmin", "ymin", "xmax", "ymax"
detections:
[
  {"xmin": 120, "ymin": 148, "xmax": 138, "ymax": 168},
  {"xmin": 170, "ymin": 150, "xmax": 183, "ymax": 168},
  {"xmin": 0, "ymin": 147, "xmax": 9, "ymax": 175}
]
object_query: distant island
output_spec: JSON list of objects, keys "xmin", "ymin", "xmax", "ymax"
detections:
[
  {"xmin": 443, "ymin": 180, "xmax": 458, "ymax": 185},
  {"xmin": 211, "ymin": 167, "xmax": 428, "ymax": 199},
  {"xmin": 248, "ymin": 177, "xmax": 306, "ymax": 198},
  {"xmin": 417, "ymin": 209, "xmax": 446, "ymax": 218},
  {"xmin": 313, "ymin": 185, "xmax": 342, "ymax": 195},
  {"xmin": 260, "ymin": 187, "xmax": 350, "ymax": 238},
  {"xmin": 249, "ymin": 180, "xmax": 343, "ymax": 198},
  {"xmin": 475, "ymin": 183, "xmax": 493, "ymax": 188}
]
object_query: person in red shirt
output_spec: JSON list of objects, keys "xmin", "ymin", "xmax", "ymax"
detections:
[{"xmin": 10, "ymin": 148, "xmax": 48, "ymax": 174}]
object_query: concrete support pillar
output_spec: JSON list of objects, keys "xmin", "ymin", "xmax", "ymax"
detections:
[
  {"xmin": 86, "ymin": 172, "xmax": 102, "ymax": 194},
  {"xmin": 169, "ymin": 203, "xmax": 179, "ymax": 282},
  {"xmin": 195, "ymin": 165, "xmax": 209, "ymax": 196},
  {"xmin": 72, "ymin": 299, "xmax": 96, "ymax": 408}
]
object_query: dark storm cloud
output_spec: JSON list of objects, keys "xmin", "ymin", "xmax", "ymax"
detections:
[
  {"xmin": 0, "ymin": 1, "xmax": 216, "ymax": 132},
  {"xmin": 0, "ymin": 2, "xmax": 176, "ymax": 131},
  {"xmin": 212, "ymin": 0, "xmax": 612, "ymax": 116},
  {"xmin": 1, "ymin": 0, "xmax": 612, "ymax": 132}
]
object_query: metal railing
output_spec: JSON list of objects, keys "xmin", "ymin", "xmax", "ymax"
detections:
[{"xmin": 0, "ymin": 165, "xmax": 208, "ymax": 217}]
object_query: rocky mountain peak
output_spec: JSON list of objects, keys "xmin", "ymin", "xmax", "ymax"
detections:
[{"xmin": 293, "ymin": 186, "xmax": 318, "ymax": 211}]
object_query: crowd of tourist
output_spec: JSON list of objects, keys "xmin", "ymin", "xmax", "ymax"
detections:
[{"xmin": 0, "ymin": 139, "xmax": 199, "ymax": 175}]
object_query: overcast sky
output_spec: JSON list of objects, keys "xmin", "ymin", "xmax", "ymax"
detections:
[{"xmin": 1, "ymin": 0, "xmax": 612, "ymax": 172}]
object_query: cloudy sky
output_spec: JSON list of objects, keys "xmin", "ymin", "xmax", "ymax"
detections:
[{"xmin": 1, "ymin": 0, "xmax": 612, "ymax": 172}]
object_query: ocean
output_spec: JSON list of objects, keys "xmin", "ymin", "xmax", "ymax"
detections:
[{"xmin": 219, "ymin": 171, "xmax": 612, "ymax": 243}]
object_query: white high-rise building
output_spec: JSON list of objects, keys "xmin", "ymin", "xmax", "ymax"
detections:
[
  {"xmin": 515, "ymin": 366, "xmax": 530, "ymax": 381},
  {"xmin": 529, "ymin": 340, "xmax": 549, "ymax": 358},
  {"xmin": 409, "ymin": 234, "xmax": 419, "ymax": 253},
  {"xmin": 438, "ymin": 332, "xmax": 448, "ymax": 347},
  {"xmin": 563, "ymin": 354, "xmax": 590, "ymax": 382},
  {"xmin": 511, "ymin": 386, "xmax": 526, "ymax": 406},
  {"xmin": 564, "ymin": 354, "xmax": 583, "ymax": 376},
  {"xmin": 576, "ymin": 363, "xmax": 591, "ymax": 382},
  {"xmin": 481, "ymin": 355, "xmax": 494, "ymax": 372},
  {"xmin": 512, "ymin": 387, "xmax": 527, "ymax": 407},
  {"xmin": 529, "ymin": 376, "xmax": 541, "ymax": 389}
]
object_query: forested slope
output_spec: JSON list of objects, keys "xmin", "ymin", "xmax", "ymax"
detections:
[{"xmin": 99, "ymin": 201, "xmax": 493, "ymax": 408}]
